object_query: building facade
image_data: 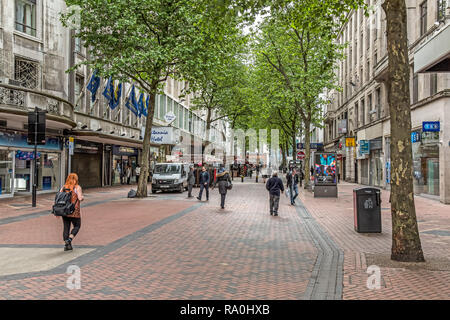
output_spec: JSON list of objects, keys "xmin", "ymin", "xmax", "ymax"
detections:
[
  {"xmin": 324, "ymin": 0, "xmax": 450, "ymax": 203},
  {"xmin": 0, "ymin": 0, "xmax": 226, "ymax": 198}
]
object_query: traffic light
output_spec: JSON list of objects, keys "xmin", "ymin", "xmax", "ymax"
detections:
[{"xmin": 27, "ymin": 109, "xmax": 46, "ymax": 145}]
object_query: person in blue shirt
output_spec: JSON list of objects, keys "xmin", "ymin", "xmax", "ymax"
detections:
[
  {"xmin": 197, "ymin": 166, "xmax": 210, "ymax": 201},
  {"xmin": 265, "ymin": 171, "xmax": 284, "ymax": 216}
]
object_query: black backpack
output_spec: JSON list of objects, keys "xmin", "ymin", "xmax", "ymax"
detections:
[{"xmin": 52, "ymin": 188, "xmax": 78, "ymax": 216}]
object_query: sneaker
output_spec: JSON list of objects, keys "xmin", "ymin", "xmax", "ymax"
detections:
[
  {"xmin": 64, "ymin": 240, "xmax": 73, "ymax": 251},
  {"xmin": 197, "ymin": 197, "xmax": 201, "ymax": 201}
]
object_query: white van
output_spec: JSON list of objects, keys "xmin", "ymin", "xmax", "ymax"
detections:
[{"xmin": 151, "ymin": 163, "xmax": 191, "ymax": 193}]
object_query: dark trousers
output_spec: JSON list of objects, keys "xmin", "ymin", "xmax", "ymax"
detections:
[
  {"xmin": 188, "ymin": 184, "xmax": 193, "ymax": 197},
  {"xmin": 220, "ymin": 193, "xmax": 226, "ymax": 208},
  {"xmin": 62, "ymin": 217, "xmax": 81, "ymax": 241},
  {"xmin": 269, "ymin": 194, "xmax": 280, "ymax": 214},
  {"xmin": 198, "ymin": 183, "xmax": 209, "ymax": 200}
]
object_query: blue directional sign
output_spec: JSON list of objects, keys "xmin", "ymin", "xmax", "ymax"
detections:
[{"xmin": 422, "ymin": 121, "xmax": 440, "ymax": 132}]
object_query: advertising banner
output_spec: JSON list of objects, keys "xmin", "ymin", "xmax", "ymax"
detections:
[{"xmin": 314, "ymin": 152, "xmax": 337, "ymax": 186}]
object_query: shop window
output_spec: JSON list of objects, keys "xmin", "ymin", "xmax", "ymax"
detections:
[
  {"xmin": 0, "ymin": 151, "xmax": 14, "ymax": 195},
  {"xmin": 15, "ymin": 0, "xmax": 36, "ymax": 37},
  {"xmin": 15, "ymin": 57, "xmax": 39, "ymax": 89}
]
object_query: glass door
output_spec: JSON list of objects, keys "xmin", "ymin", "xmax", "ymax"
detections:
[{"xmin": 427, "ymin": 158, "xmax": 440, "ymax": 196}]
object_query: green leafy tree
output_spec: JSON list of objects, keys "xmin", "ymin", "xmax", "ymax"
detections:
[{"xmin": 61, "ymin": 0, "xmax": 242, "ymax": 197}]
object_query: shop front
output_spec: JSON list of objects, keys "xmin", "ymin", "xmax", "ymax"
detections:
[
  {"xmin": 112, "ymin": 146, "xmax": 139, "ymax": 185},
  {"xmin": 368, "ymin": 137, "xmax": 383, "ymax": 187},
  {"xmin": 72, "ymin": 140, "xmax": 103, "ymax": 188},
  {"xmin": 412, "ymin": 130, "xmax": 440, "ymax": 197},
  {"xmin": 0, "ymin": 132, "xmax": 63, "ymax": 197}
]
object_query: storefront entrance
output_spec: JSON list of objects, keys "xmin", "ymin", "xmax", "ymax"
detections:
[
  {"xmin": 72, "ymin": 140, "xmax": 102, "ymax": 188},
  {"xmin": 413, "ymin": 132, "xmax": 440, "ymax": 197}
]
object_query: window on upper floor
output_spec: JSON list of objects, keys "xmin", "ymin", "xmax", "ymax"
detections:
[
  {"xmin": 430, "ymin": 73, "xmax": 438, "ymax": 96},
  {"xmin": 376, "ymin": 87, "xmax": 381, "ymax": 120},
  {"xmin": 420, "ymin": 1, "xmax": 428, "ymax": 36},
  {"xmin": 15, "ymin": 0, "xmax": 36, "ymax": 37},
  {"xmin": 360, "ymin": 99, "xmax": 365, "ymax": 126},
  {"xmin": 14, "ymin": 56, "xmax": 39, "ymax": 89},
  {"xmin": 75, "ymin": 37, "xmax": 82, "ymax": 53},
  {"xmin": 413, "ymin": 73, "xmax": 419, "ymax": 103},
  {"xmin": 75, "ymin": 75, "xmax": 84, "ymax": 111},
  {"xmin": 438, "ymin": 0, "xmax": 447, "ymax": 21}
]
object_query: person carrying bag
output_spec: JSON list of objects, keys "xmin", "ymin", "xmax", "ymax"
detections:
[{"xmin": 213, "ymin": 166, "xmax": 232, "ymax": 209}]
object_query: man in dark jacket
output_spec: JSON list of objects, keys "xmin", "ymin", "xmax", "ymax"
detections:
[
  {"xmin": 187, "ymin": 166, "xmax": 195, "ymax": 198},
  {"xmin": 265, "ymin": 171, "xmax": 284, "ymax": 216},
  {"xmin": 197, "ymin": 166, "xmax": 210, "ymax": 201},
  {"xmin": 286, "ymin": 169, "xmax": 299, "ymax": 205},
  {"xmin": 213, "ymin": 166, "xmax": 232, "ymax": 209}
]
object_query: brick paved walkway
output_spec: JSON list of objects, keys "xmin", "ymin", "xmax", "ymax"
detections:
[
  {"xmin": 298, "ymin": 182, "xmax": 450, "ymax": 300},
  {"xmin": 0, "ymin": 180, "xmax": 448, "ymax": 300},
  {"xmin": 0, "ymin": 181, "xmax": 319, "ymax": 299}
]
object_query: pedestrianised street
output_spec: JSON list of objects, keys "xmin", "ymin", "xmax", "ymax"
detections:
[{"xmin": 0, "ymin": 182, "xmax": 448, "ymax": 300}]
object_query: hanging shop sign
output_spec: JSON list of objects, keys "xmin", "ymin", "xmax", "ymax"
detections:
[
  {"xmin": 369, "ymin": 138, "xmax": 382, "ymax": 150},
  {"xmin": 345, "ymin": 137, "xmax": 356, "ymax": 147},
  {"xmin": 164, "ymin": 112, "xmax": 176, "ymax": 124},
  {"xmin": 113, "ymin": 146, "xmax": 138, "ymax": 156},
  {"xmin": 422, "ymin": 121, "xmax": 440, "ymax": 132},
  {"xmin": 411, "ymin": 131, "xmax": 421, "ymax": 143},
  {"xmin": 359, "ymin": 140, "xmax": 369, "ymax": 155}
]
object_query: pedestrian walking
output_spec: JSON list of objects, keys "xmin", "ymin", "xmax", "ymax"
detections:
[
  {"xmin": 126, "ymin": 164, "xmax": 132, "ymax": 185},
  {"xmin": 213, "ymin": 166, "xmax": 232, "ymax": 209},
  {"xmin": 266, "ymin": 171, "xmax": 284, "ymax": 216},
  {"xmin": 187, "ymin": 166, "xmax": 195, "ymax": 198},
  {"xmin": 197, "ymin": 166, "xmax": 210, "ymax": 201},
  {"xmin": 57, "ymin": 173, "xmax": 84, "ymax": 251},
  {"xmin": 286, "ymin": 168, "xmax": 299, "ymax": 205},
  {"xmin": 299, "ymin": 169, "xmax": 304, "ymax": 187},
  {"xmin": 135, "ymin": 164, "xmax": 141, "ymax": 183}
]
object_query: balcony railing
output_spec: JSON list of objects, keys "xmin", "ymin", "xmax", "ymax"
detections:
[{"xmin": 0, "ymin": 83, "xmax": 74, "ymax": 121}]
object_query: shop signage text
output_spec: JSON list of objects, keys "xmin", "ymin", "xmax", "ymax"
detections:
[
  {"xmin": 359, "ymin": 140, "xmax": 369, "ymax": 155},
  {"xmin": 151, "ymin": 127, "xmax": 175, "ymax": 145},
  {"xmin": 422, "ymin": 121, "xmax": 440, "ymax": 132},
  {"xmin": 345, "ymin": 137, "xmax": 356, "ymax": 147},
  {"xmin": 297, "ymin": 143, "xmax": 324, "ymax": 150},
  {"xmin": 411, "ymin": 131, "xmax": 421, "ymax": 143}
]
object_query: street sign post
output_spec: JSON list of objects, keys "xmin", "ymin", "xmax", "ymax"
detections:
[{"xmin": 296, "ymin": 151, "xmax": 305, "ymax": 160}]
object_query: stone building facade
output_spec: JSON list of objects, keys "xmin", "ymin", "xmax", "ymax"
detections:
[
  {"xmin": 0, "ymin": 0, "xmax": 226, "ymax": 197},
  {"xmin": 324, "ymin": 0, "xmax": 450, "ymax": 203}
]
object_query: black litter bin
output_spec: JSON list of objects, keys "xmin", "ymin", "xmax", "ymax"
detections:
[{"xmin": 353, "ymin": 187, "xmax": 382, "ymax": 233}]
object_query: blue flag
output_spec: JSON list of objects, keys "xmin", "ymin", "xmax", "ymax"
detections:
[
  {"xmin": 109, "ymin": 82, "xmax": 122, "ymax": 110},
  {"xmin": 102, "ymin": 76, "xmax": 113, "ymax": 102},
  {"xmin": 137, "ymin": 92, "xmax": 146, "ymax": 118},
  {"xmin": 86, "ymin": 70, "xmax": 101, "ymax": 102},
  {"xmin": 125, "ymin": 85, "xmax": 139, "ymax": 116},
  {"xmin": 145, "ymin": 94, "xmax": 150, "ymax": 117}
]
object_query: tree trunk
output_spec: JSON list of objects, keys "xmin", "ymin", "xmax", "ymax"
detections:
[
  {"xmin": 382, "ymin": 0, "xmax": 425, "ymax": 262},
  {"xmin": 303, "ymin": 117, "xmax": 312, "ymax": 190},
  {"xmin": 136, "ymin": 88, "xmax": 157, "ymax": 198},
  {"xmin": 292, "ymin": 121, "xmax": 297, "ymax": 157}
]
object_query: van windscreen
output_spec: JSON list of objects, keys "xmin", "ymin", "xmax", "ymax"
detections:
[{"xmin": 154, "ymin": 164, "xmax": 180, "ymax": 174}]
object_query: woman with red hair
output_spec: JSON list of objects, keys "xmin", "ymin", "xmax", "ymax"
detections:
[{"xmin": 58, "ymin": 173, "xmax": 84, "ymax": 251}]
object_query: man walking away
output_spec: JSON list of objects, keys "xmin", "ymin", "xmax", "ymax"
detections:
[
  {"xmin": 197, "ymin": 166, "xmax": 210, "ymax": 201},
  {"xmin": 286, "ymin": 169, "xmax": 299, "ymax": 205},
  {"xmin": 213, "ymin": 166, "xmax": 232, "ymax": 209},
  {"xmin": 135, "ymin": 164, "xmax": 141, "ymax": 183},
  {"xmin": 266, "ymin": 171, "xmax": 284, "ymax": 216},
  {"xmin": 187, "ymin": 166, "xmax": 195, "ymax": 198}
]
